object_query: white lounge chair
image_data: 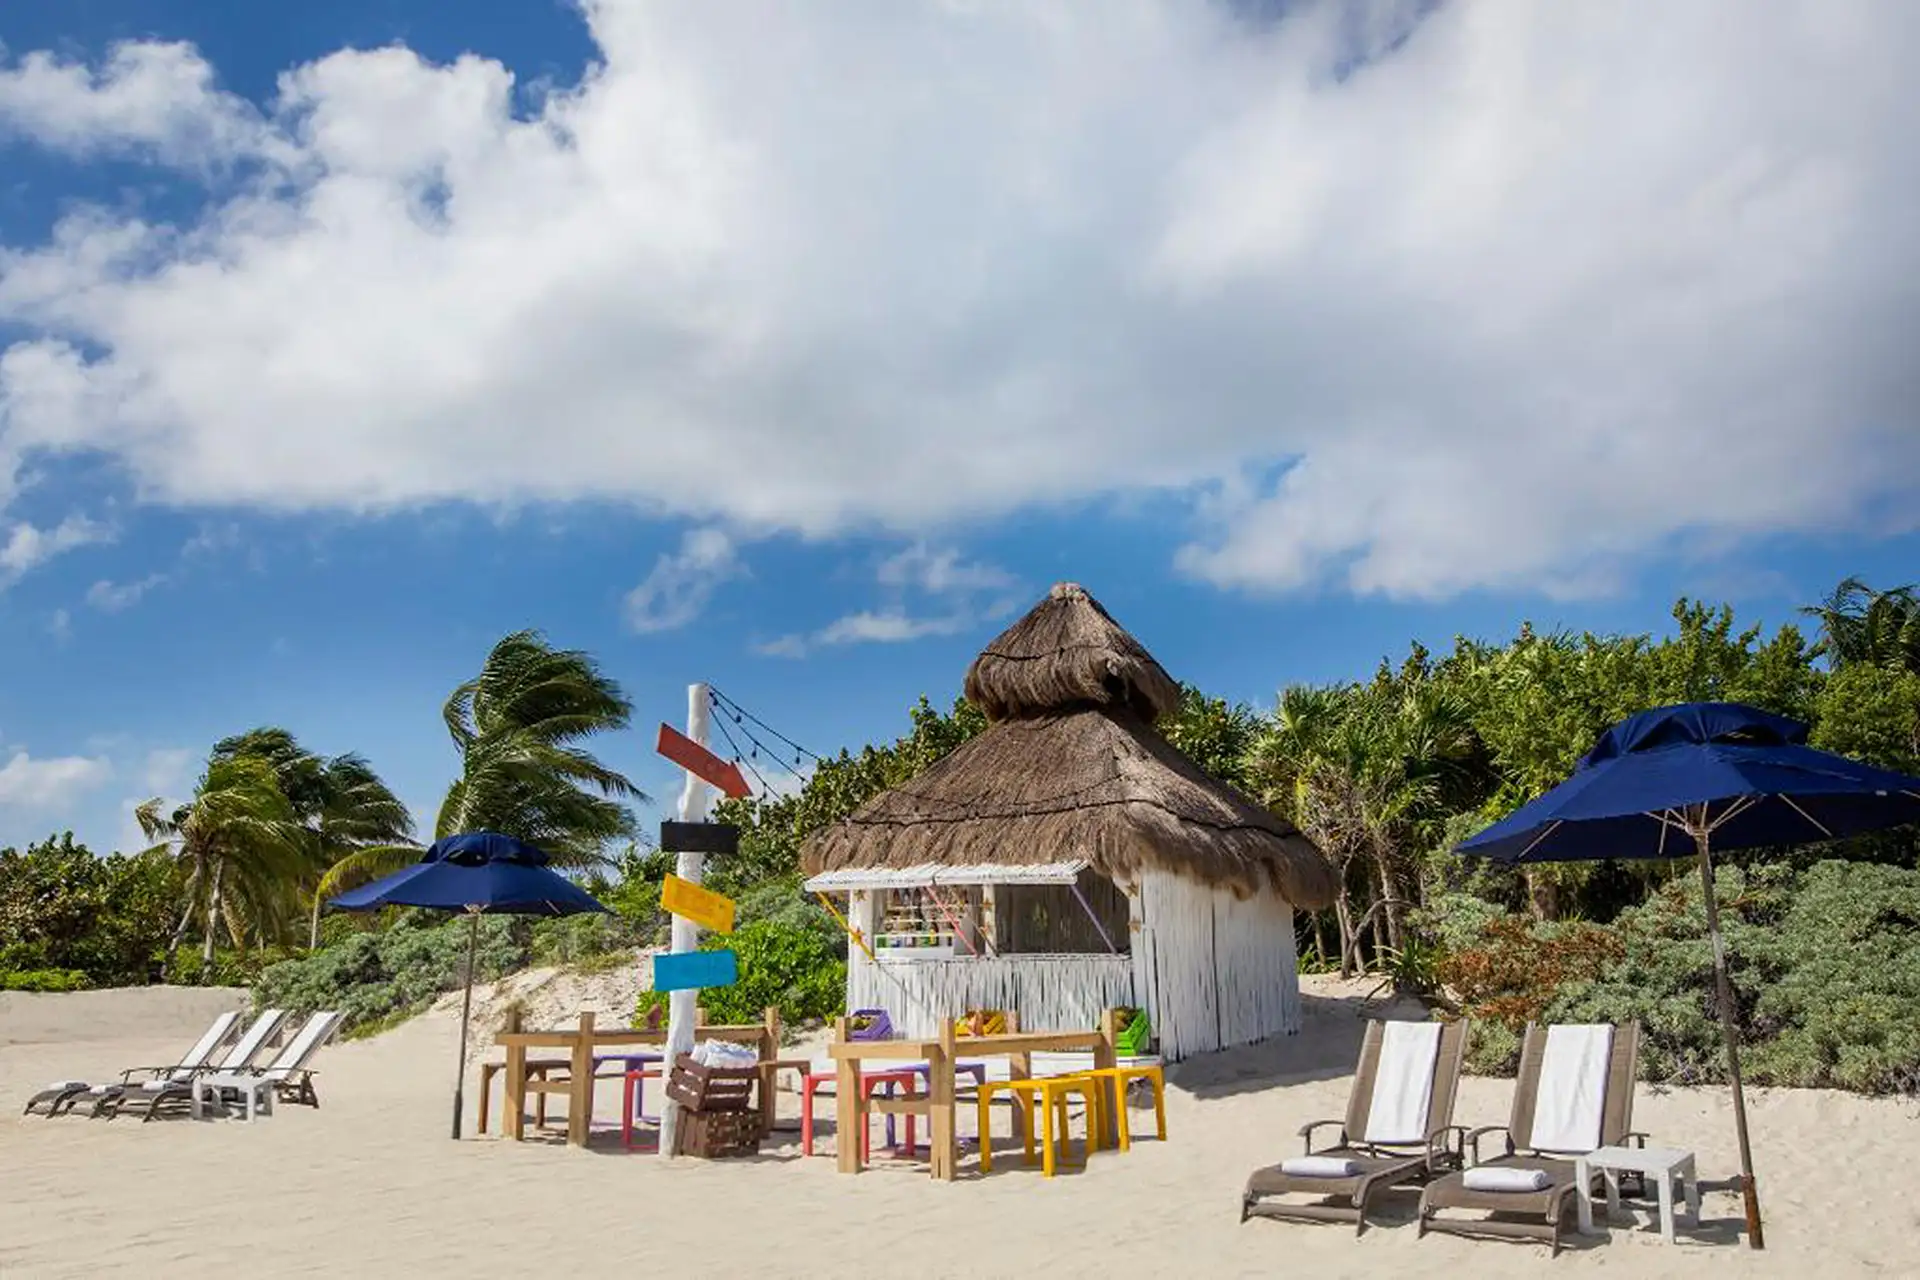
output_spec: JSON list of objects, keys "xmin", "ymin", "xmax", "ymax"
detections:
[
  {"xmin": 211, "ymin": 1010, "xmax": 344, "ymax": 1112},
  {"xmin": 22, "ymin": 1010, "xmax": 242, "ymax": 1118},
  {"xmin": 107, "ymin": 1008, "xmax": 289, "ymax": 1122}
]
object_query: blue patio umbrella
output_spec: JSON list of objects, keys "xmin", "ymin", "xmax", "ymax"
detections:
[
  {"xmin": 1457, "ymin": 702, "xmax": 1920, "ymax": 1249},
  {"xmin": 328, "ymin": 832, "xmax": 609, "ymax": 1139}
]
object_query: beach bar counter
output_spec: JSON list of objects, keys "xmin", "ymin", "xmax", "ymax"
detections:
[{"xmin": 800, "ymin": 583, "xmax": 1337, "ymax": 1063}]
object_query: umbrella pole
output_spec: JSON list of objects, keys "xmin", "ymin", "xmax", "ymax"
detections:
[
  {"xmin": 452, "ymin": 907, "xmax": 481, "ymax": 1141},
  {"xmin": 1695, "ymin": 827, "xmax": 1764, "ymax": 1249}
]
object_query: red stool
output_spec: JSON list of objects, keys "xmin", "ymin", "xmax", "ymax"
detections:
[
  {"xmin": 800, "ymin": 1069, "xmax": 923, "ymax": 1158},
  {"xmin": 621, "ymin": 1068, "xmax": 663, "ymax": 1150}
]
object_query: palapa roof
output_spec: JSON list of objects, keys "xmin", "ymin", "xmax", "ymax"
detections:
[{"xmin": 801, "ymin": 582, "xmax": 1336, "ymax": 908}]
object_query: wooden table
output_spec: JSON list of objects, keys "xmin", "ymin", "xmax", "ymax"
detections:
[
  {"xmin": 825, "ymin": 1011, "xmax": 1122, "ymax": 1181},
  {"xmin": 491, "ymin": 1007, "xmax": 782, "ymax": 1147}
]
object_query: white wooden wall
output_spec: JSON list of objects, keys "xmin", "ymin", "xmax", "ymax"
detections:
[
  {"xmin": 846, "ymin": 952, "xmax": 1135, "ymax": 1040},
  {"xmin": 1131, "ymin": 871, "xmax": 1300, "ymax": 1061},
  {"xmin": 839, "ymin": 876, "xmax": 1301, "ymax": 1061}
]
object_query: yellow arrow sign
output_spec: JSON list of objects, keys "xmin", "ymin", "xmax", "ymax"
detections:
[{"xmin": 661, "ymin": 874, "xmax": 736, "ymax": 934}]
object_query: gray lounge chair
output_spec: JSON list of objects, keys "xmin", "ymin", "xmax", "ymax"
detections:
[
  {"xmin": 1417, "ymin": 1021, "xmax": 1644, "ymax": 1255},
  {"xmin": 22, "ymin": 1010, "xmax": 242, "ymax": 1117},
  {"xmin": 105, "ymin": 1008, "xmax": 289, "ymax": 1121},
  {"xmin": 1242, "ymin": 1018, "xmax": 1471, "ymax": 1234},
  {"xmin": 230, "ymin": 1010, "xmax": 344, "ymax": 1110}
]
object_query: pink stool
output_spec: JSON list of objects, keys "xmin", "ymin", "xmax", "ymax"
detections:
[{"xmin": 800, "ymin": 1069, "xmax": 922, "ymax": 1158}]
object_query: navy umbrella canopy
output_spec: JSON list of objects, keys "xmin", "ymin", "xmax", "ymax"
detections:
[
  {"xmin": 328, "ymin": 832, "xmax": 608, "ymax": 1139},
  {"xmin": 1456, "ymin": 702, "xmax": 1920, "ymax": 1249},
  {"xmin": 1461, "ymin": 702, "xmax": 1920, "ymax": 863},
  {"xmin": 328, "ymin": 831, "xmax": 608, "ymax": 915}
]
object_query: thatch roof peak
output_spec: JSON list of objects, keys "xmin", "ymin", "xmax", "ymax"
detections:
[{"xmin": 964, "ymin": 582, "xmax": 1183, "ymax": 724}]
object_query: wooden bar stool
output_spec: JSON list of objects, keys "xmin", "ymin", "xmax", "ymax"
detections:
[
  {"xmin": 1077, "ymin": 1064, "xmax": 1167, "ymax": 1151},
  {"xmin": 977, "ymin": 1075, "xmax": 1102, "ymax": 1177}
]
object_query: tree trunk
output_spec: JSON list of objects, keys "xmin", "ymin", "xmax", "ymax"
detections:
[
  {"xmin": 1332, "ymin": 878, "xmax": 1357, "ymax": 979},
  {"xmin": 200, "ymin": 861, "xmax": 225, "ymax": 981},
  {"xmin": 1525, "ymin": 867, "xmax": 1557, "ymax": 920},
  {"xmin": 165, "ymin": 896, "xmax": 196, "ymax": 975},
  {"xmin": 309, "ymin": 896, "xmax": 323, "ymax": 950},
  {"xmin": 1374, "ymin": 854, "xmax": 1405, "ymax": 953}
]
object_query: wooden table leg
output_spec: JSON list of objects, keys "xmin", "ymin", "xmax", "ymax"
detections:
[
  {"xmin": 477, "ymin": 1063, "xmax": 497, "ymax": 1136},
  {"xmin": 931, "ymin": 1023, "xmax": 956, "ymax": 1181},
  {"xmin": 835, "ymin": 1019, "xmax": 861, "ymax": 1174},
  {"xmin": 1094, "ymin": 1011, "xmax": 1119, "ymax": 1148},
  {"xmin": 567, "ymin": 1013, "xmax": 595, "ymax": 1147},
  {"xmin": 505, "ymin": 1043, "xmax": 527, "ymax": 1141}
]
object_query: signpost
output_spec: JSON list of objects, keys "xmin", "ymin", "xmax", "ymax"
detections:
[
  {"xmin": 661, "ymin": 874, "xmax": 737, "ymax": 934},
  {"xmin": 656, "ymin": 724, "xmax": 753, "ymax": 800},
  {"xmin": 657, "ymin": 685, "xmax": 716, "ymax": 1160},
  {"xmin": 652, "ymin": 949, "xmax": 739, "ymax": 992},
  {"xmin": 659, "ymin": 820, "xmax": 741, "ymax": 856}
]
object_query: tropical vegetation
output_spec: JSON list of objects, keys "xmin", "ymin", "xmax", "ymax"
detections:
[{"xmin": 6, "ymin": 575, "xmax": 1920, "ymax": 1095}]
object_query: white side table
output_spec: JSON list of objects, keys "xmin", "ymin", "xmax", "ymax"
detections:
[
  {"xmin": 193, "ymin": 1073, "xmax": 275, "ymax": 1121},
  {"xmin": 1574, "ymin": 1145, "xmax": 1700, "ymax": 1243}
]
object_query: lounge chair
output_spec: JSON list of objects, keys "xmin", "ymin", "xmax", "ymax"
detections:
[
  {"xmin": 1417, "ymin": 1021, "xmax": 1643, "ymax": 1255},
  {"xmin": 105, "ymin": 1008, "xmax": 289, "ymax": 1122},
  {"xmin": 251, "ymin": 1010, "xmax": 345, "ymax": 1108},
  {"xmin": 1241, "ymin": 1018, "xmax": 1472, "ymax": 1234},
  {"xmin": 21, "ymin": 1010, "xmax": 242, "ymax": 1118}
]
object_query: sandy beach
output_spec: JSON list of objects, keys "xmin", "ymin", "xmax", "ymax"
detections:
[{"xmin": 4, "ymin": 976, "xmax": 1914, "ymax": 1279}]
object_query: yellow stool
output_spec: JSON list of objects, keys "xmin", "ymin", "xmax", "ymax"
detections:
[
  {"xmin": 977, "ymin": 1075, "xmax": 1103, "ymax": 1177},
  {"xmin": 1078, "ymin": 1064, "xmax": 1167, "ymax": 1151}
]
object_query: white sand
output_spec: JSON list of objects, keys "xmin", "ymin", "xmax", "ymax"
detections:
[{"xmin": 3, "ymin": 975, "xmax": 1913, "ymax": 1278}]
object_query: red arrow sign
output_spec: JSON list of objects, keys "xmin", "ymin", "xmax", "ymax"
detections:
[{"xmin": 656, "ymin": 723, "xmax": 753, "ymax": 799}]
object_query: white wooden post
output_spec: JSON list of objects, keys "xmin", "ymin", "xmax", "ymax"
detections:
[{"xmin": 659, "ymin": 682, "xmax": 714, "ymax": 1160}]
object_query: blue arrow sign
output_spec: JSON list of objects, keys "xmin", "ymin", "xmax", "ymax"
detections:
[{"xmin": 652, "ymin": 949, "xmax": 738, "ymax": 993}]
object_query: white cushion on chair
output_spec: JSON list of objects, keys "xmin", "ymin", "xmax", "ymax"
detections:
[
  {"xmin": 1279, "ymin": 1155, "xmax": 1361, "ymax": 1178},
  {"xmin": 1463, "ymin": 1166, "xmax": 1552, "ymax": 1193}
]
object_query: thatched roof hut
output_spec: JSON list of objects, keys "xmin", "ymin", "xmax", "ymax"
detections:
[{"xmin": 801, "ymin": 582, "xmax": 1336, "ymax": 909}]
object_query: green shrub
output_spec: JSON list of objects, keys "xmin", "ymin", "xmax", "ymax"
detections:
[
  {"xmin": 1549, "ymin": 861, "xmax": 1920, "ymax": 1093},
  {"xmin": 0, "ymin": 968, "xmax": 92, "ymax": 992},
  {"xmin": 254, "ymin": 914, "xmax": 525, "ymax": 1033},
  {"xmin": 636, "ymin": 917, "xmax": 846, "ymax": 1029}
]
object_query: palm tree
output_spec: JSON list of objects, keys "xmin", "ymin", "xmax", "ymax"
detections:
[
  {"xmin": 1802, "ymin": 576, "xmax": 1920, "ymax": 673},
  {"xmin": 137, "ymin": 755, "xmax": 312, "ymax": 978},
  {"xmin": 317, "ymin": 630, "xmax": 644, "ymax": 900},
  {"xmin": 212, "ymin": 728, "xmax": 417, "ymax": 946}
]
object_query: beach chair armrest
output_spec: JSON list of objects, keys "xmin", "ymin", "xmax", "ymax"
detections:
[
  {"xmin": 116, "ymin": 1066, "xmax": 172, "ymax": 1082},
  {"xmin": 1464, "ymin": 1125, "xmax": 1514, "ymax": 1164},
  {"xmin": 1623, "ymin": 1130, "xmax": 1649, "ymax": 1149},
  {"xmin": 1298, "ymin": 1119, "xmax": 1348, "ymax": 1152},
  {"xmin": 1425, "ymin": 1124, "xmax": 1469, "ymax": 1165}
]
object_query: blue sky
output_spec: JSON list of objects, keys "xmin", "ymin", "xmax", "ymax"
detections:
[{"xmin": 2, "ymin": 0, "xmax": 1915, "ymax": 857}]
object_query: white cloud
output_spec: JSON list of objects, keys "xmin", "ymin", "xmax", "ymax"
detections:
[
  {"xmin": 85, "ymin": 571, "xmax": 167, "ymax": 611},
  {"xmin": 47, "ymin": 607, "xmax": 70, "ymax": 640},
  {"xmin": 758, "ymin": 542, "xmax": 1013, "ymax": 656},
  {"xmin": 0, "ymin": 748, "xmax": 112, "ymax": 808},
  {"xmin": 0, "ymin": 515, "xmax": 112, "ymax": 586},
  {"xmin": 0, "ymin": 3, "xmax": 1916, "ymax": 600},
  {"xmin": 0, "ymin": 40, "xmax": 275, "ymax": 167},
  {"xmin": 623, "ymin": 526, "xmax": 741, "ymax": 632}
]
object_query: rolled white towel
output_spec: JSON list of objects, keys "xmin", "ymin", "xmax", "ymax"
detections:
[
  {"xmin": 1280, "ymin": 1155, "xmax": 1362, "ymax": 1178},
  {"xmin": 1463, "ymin": 1166, "xmax": 1553, "ymax": 1193},
  {"xmin": 138, "ymin": 1079, "xmax": 174, "ymax": 1091},
  {"xmin": 45, "ymin": 1080, "xmax": 89, "ymax": 1091}
]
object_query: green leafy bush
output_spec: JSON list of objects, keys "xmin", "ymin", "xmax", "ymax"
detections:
[
  {"xmin": 254, "ymin": 914, "xmax": 525, "ymax": 1032},
  {"xmin": 0, "ymin": 835, "xmax": 177, "ymax": 986},
  {"xmin": 0, "ymin": 968, "xmax": 92, "ymax": 992},
  {"xmin": 636, "ymin": 917, "xmax": 846, "ymax": 1028},
  {"xmin": 1548, "ymin": 861, "xmax": 1920, "ymax": 1093}
]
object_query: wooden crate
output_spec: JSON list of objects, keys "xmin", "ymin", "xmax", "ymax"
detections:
[
  {"xmin": 674, "ymin": 1106, "xmax": 763, "ymax": 1158},
  {"xmin": 666, "ymin": 1054, "xmax": 758, "ymax": 1113}
]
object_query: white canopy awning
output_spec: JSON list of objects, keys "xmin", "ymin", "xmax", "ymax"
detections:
[{"xmin": 802, "ymin": 860, "xmax": 1088, "ymax": 893}]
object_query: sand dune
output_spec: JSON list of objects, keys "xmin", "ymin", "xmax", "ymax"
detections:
[{"xmin": 3, "ymin": 976, "xmax": 1913, "ymax": 1278}]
